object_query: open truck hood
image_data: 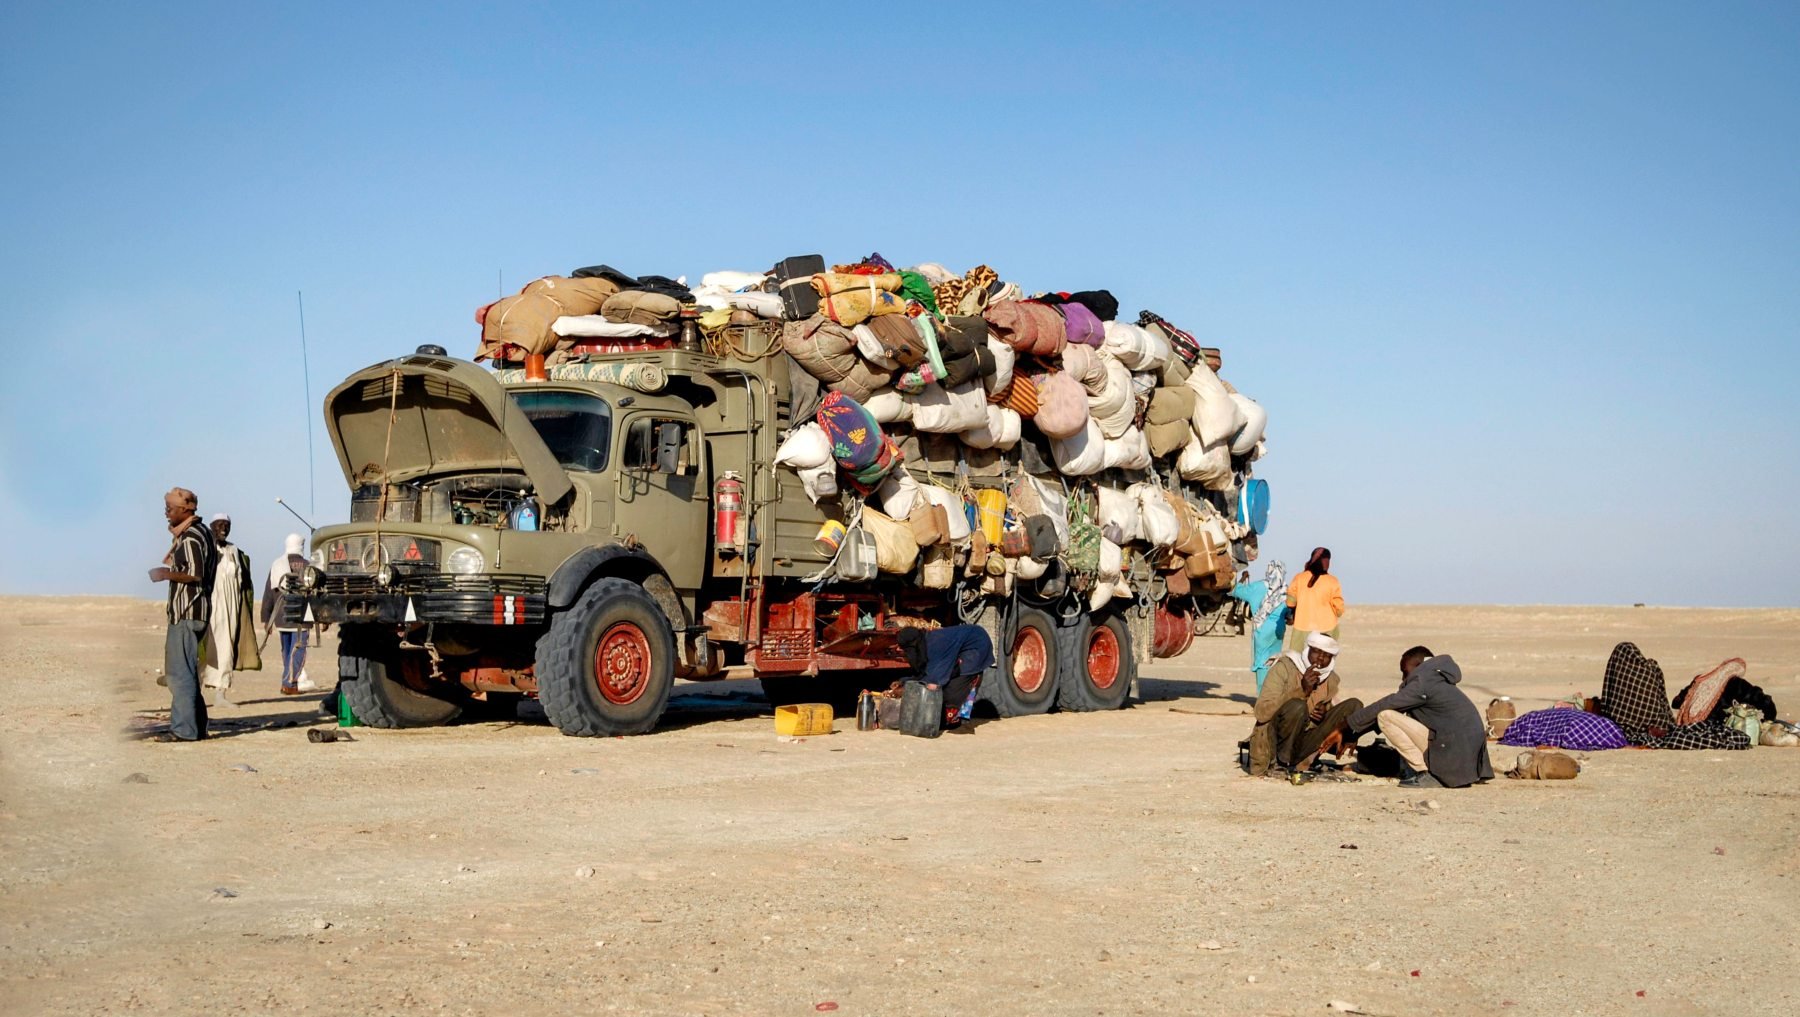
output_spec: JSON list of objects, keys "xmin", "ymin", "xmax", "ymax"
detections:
[{"xmin": 326, "ymin": 354, "xmax": 573, "ymax": 504}]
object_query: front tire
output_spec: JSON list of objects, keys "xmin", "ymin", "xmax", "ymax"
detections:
[
  {"xmin": 536, "ymin": 578, "xmax": 675, "ymax": 737},
  {"xmin": 339, "ymin": 645, "xmax": 464, "ymax": 728},
  {"xmin": 1058, "ymin": 612, "xmax": 1134, "ymax": 712},
  {"xmin": 984, "ymin": 607, "xmax": 1060, "ymax": 717}
]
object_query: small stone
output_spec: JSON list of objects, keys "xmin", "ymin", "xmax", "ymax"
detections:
[
  {"xmin": 1199, "ymin": 940, "xmax": 1223, "ymax": 951},
  {"xmin": 576, "ymin": 866, "xmax": 595, "ymax": 878},
  {"xmin": 1098, "ymin": 950, "xmax": 1112, "ymax": 962},
  {"xmin": 1329, "ymin": 1002, "xmax": 1362, "ymax": 1013},
  {"xmin": 457, "ymin": 864, "xmax": 475, "ymax": 873},
  {"xmin": 1246, "ymin": 974, "xmax": 1257, "ymax": 984},
  {"xmin": 229, "ymin": 763, "xmax": 258, "ymax": 774},
  {"xmin": 594, "ymin": 940, "xmax": 606, "ymax": 948},
  {"xmin": 313, "ymin": 918, "xmax": 332, "ymax": 931},
  {"xmin": 211, "ymin": 887, "xmax": 238, "ymax": 899},
  {"xmin": 1424, "ymin": 800, "xmax": 1440, "ymax": 811},
  {"xmin": 1364, "ymin": 960, "xmax": 1381, "ymax": 971},
  {"xmin": 122, "ymin": 772, "xmax": 151, "ymax": 784}
]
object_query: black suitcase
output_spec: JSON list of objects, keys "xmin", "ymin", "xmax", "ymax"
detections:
[
  {"xmin": 898, "ymin": 682, "xmax": 943, "ymax": 738},
  {"xmin": 774, "ymin": 254, "xmax": 825, "ymax": 321}
]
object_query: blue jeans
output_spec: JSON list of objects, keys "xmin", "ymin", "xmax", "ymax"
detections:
[
  {"xmin": 280, "ymin": 630, "xmax": 308, "ymax": 685},
  {"xmin": 164, "ymin": 620, "xmax": 209, "ymax": 740}
]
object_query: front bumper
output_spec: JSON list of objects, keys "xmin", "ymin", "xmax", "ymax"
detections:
[{"xmin": 283, "ymin": 572, "xmax": 548, "ymax": 627}]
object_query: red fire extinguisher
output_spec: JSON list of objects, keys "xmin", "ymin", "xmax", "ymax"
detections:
[{"xmin": 713, "ymin": 471, "xmax": 744, "ymax": 555}]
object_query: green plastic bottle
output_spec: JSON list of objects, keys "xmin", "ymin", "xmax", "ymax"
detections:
[{"xmin": 336, "ymin": 685, "xmax": 360, "ymax": 727}]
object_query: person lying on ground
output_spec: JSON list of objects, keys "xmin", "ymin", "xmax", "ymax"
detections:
[
  {"xmin": 1596, "ymin": 642, "xmax": 1751, "ymax": 750},
  {"xmin": 1246, "ymin": 633, "xmax": 1363, "ymax": 777},
  {"xmin": 1348, "ymin": 646, "xmax": 1493, "ymax": 789},
  {"xmin": 896, "ymin": 624, "xmax": 994, "ymax": 731}
]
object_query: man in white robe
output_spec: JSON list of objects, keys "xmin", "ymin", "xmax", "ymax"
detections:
[{"xmin": 201, "ymin": 514, "xmax": 259, "ymax": 704}]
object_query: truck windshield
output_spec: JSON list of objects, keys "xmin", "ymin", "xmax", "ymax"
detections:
[{"xmin": 513, "ymin": 391, "xmax": 611, "ymax": 472}]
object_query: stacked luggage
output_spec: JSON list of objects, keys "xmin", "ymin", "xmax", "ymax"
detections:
[{"xmin": 474, "ymin": 253, "xmax": 1272, "ymax": 609}]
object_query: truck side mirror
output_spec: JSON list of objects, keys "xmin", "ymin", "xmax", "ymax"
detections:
[{"xmin": 655, "ymin": 422, "xmax": 684, "ymax": 475}]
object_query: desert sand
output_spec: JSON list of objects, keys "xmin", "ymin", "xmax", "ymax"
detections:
[{"xmin": 1, "ymin": 598, "xmax": 1796, "ymax": 1016}]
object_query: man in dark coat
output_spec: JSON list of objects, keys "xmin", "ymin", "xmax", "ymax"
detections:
[{"xmin": 1348, "ymin": 646, "xmax": 1493, "ymax": 789}]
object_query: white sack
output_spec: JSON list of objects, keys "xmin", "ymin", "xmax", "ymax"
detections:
[
  {"xmin": 877, "ymin": 470, "xmax": 922, "ymax": 517},
  {"xmin": 1096, "ymin": 485, "xmax": 1144, "ymax": 544},
  {"xmin": 1183, "ymin": 361, "xmax": 1245, "ymax": 446},
  {"xmin": 1100, "ymin": 320, "xmax": 1168, "ymax": 371},
  {"xmin": 1101, "ymin": 427, "xmax": 1152, "ymax": 470},
  {"xmin": 962, "ymin": 405, "xmax": 1022, "ymax": 450},
  {"xmin": 1178, "ymin": 438, "xmax": 1233, "ymax": 488},
  {"xmin": 774, "ymin": 422, "xmax": 832, "ymax": 470},
  {"xmin": 1015, "ymin": 554, "xmax": 1048, "ymax": 580},
  {"xmin": 912, "ymin": 381, "xmax": 987, "ymax": 433},
  {"xmin": 911, "ymin": 262, "xmax": 957, "ymax": 285},
  {"xmin": 1133, "ymin": 483, "xmax": 1180, "ymax": 548},
  {"xmin": 984, "ymin": 336, "xmax": 1015, "ymax": 396},
  {"xmin": 1026, "ymin": 476, "xmax": 1070, "ymax": 545},
  {"xmin": 863, "ymin": 389, "xmax": 912, "ymax": 423},
  {"xmin": 727, "ymin": 291, "xmax": 785, "ymax": 318},
  {"xmin": 1051, "ymin": 418, "xmax": 1107, "ymax": 476},
  {"xmin": 1061, "ymin": 344, "xmax": 1105, "ymax": 389},
  {"xmin": 919, "ymin": 484, "xmax": 971, "ymax": 542},
  {"xmin": 701, "ymin": 270, "xmax": 767, "ymax": 292},
  {"xmin": 1088, "ymin": 352, "xmax": 1136, "ymax": 438},
  {"xmin": 799, "ymin": 460, "xmax": 837, "ymax": 503},
  {"xmin": 552, "ymin": 316, "xmax": 664, "ymax": 339},
  {"xmin": 1229, "ymin": 393, "xmax": 1267, "ymax": 455}
]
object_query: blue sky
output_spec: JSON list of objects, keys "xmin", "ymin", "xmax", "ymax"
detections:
[{"xmin": 1, "ymin": 2, "xmax": 1795, "ymax": 605}]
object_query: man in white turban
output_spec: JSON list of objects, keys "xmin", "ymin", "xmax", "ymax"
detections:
[
  {"xmin": 1245, "ymin": 632, "xmax": 1363, "ymax": 777},
  {"xmin": 200, "ymin": 513, "xmax": 260, "ymax": 704}
]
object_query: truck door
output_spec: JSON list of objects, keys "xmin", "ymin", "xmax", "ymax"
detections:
[{"xmin": 613, "ymin": 413, "xmax": 706, "ymax": 589}]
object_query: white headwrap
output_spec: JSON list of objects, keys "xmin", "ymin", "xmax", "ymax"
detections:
[{"xmin": 1283, "ymin": 631, "xmax": 1341, "ymax": 679}]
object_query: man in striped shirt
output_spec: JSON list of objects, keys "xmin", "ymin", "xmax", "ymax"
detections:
[{"xmin": 149, "ymin": 487, "xmax": 217, "ymax": 741}]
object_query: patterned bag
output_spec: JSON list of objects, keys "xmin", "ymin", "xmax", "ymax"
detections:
[
  {"xmin": 1065, "ymin": 490, "xmax": 1102, "ymax": 574},
  {"xmin": 1138, "ymin": 310, "xmax": 1202, "ymax": 367},
  {"xmin": 817, "ymin": 391, "xmax": 886, "ymax": 470}
]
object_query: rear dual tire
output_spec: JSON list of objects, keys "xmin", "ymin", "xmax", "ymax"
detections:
[{"xmin": 1058, "ymin": 612, "xmax": 1134, "ymax": 712}]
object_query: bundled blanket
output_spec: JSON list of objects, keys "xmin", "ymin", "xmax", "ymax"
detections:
[
  {"xmin": 812, "ymin": 273, "xmax": 907, "ymax": 326},
  {"xmin": 1499, "ymin": 709, "xmax": 1629, "ymax": 750},
  {"xmin": 781, "ymin": 317, "xmax": 890, "ymax": 402},
  {"xmin": 984, "ymin": 300, "xmax": 1066, "ymax": 356},
  {"xmin": 478, "ymin": 276, "xmax": 619, "ymax": 360}
]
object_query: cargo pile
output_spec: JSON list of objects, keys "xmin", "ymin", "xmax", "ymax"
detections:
[{"xmin": 473, "ymin": 254, "xmax": 1271, "ymax": 611}]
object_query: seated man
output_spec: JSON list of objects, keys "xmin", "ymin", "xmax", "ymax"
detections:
[
  {"xmin": 1247, "ymin": 633, "xmax": 1363, "ymax": 777},
  {"xmin": 1348, "ymin": 646, "xmax": 1494, "ymax": 789}
]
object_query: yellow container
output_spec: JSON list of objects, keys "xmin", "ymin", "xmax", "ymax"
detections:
[{"xmin": 774, "ymin": 703, "xmax": 834, "ymax": 736}]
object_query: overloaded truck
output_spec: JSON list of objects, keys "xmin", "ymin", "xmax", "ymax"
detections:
[{"xmin": 282, "ymin": 259, "xmax": 1272, "ymax": 735}]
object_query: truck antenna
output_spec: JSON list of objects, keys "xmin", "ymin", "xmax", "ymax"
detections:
[
  {"xmin": 297, "ymin": 290, "xmax": 317, "ymax": 517},
  {"xmin": 275, "ymin": 497, "xmax": 317, "ymax": 533}
]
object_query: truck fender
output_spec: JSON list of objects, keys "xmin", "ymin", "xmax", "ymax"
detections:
[{"xmin": 547, "ymin": 544, "xmax": 666, "ymax": 610}]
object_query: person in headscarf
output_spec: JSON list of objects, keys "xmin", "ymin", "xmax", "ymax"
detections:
[
  {"xmin": 199, "ymin": 513, "xmax": 260, "ymax": 706},
  {"xmin": 896, "ymin": 624, "xmax": 995, "ymax": 731},
  {"xmin": 1598, "ymin": 642, "xmax": 1751, "ymax": 750},
  {"xmin": 1229, "ymin": 560, "xmax": 1288, "ymax": 693},
  {"xmin": 1349, "ymin": 646, "xmax": 1493, "ymax": 789},
  {"xmin": 1284, "ymin": 546, "xmax": 1345, "ymax": 651},
  {"xmin": 1246, "ymin": 632, "xmax": 1362, "ymax": 777},
  {"xmin": 260, "ymin": 533, "xmax": 316, "ymax": 694}
]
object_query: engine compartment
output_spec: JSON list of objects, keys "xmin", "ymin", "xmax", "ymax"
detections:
[{"xmin": 351, "ymin": 473, "xmax": 570, "ymax": 531}]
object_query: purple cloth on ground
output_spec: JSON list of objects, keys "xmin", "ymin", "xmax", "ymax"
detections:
[{"xmin": 1499, "ymin": 708, "xmax": 1629, "ymax": 751}]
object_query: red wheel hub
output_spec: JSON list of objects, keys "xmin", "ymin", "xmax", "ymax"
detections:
[
  {"xmin": 1012, "ymin": 627, "xmax": 1048, "ymax": 695},
  {"xmin": 1087, "ymin": 625, "xmax": 1121, "ymax": 690},
  {"xmin": 594, "ymin": 622, "xmax": 652, "ymax": 705}
]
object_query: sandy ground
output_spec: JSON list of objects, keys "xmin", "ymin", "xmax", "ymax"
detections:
[{"xmin": 1, "ymin": 598, "xmax": 1796, "ymax": 1017}]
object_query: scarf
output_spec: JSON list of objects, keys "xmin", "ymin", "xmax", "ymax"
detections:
[
  {"xmin": 1674, "ymin": 658, "xmax": 1747, "ymax": 727},
  {"xmin": 163, "ymin": 514, "xmax": 201, "ymax": 565},
  {"xmin": 1600, "ymin": 641, "xmax": 1675, "ymax": 737},
  {"xmin": 1252, "ymin": 560, "xmax": 1286, "ymax": 629}
]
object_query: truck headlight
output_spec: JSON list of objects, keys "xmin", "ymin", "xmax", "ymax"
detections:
[
  {"xmin": 375, "ymin": 565, "xmax": 395, "ymax": 588},
  {"xmin": 446, "ymin": 547, "xmax": 485, "ymax": 575},
  {"xmin": 301, "ymin": 566, "xmax": 324, "ymax": 590}
]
